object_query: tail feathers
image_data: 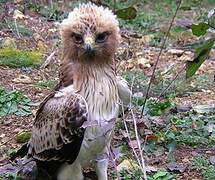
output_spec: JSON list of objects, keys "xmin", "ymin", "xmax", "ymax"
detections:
[{"xmin": 10, "ymin": 143, "xmax": 29, "ymax": 161}]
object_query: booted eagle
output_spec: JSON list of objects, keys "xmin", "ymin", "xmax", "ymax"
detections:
[{"xmin": 12, "ymin": 3, "xmax": 131, "ymax": 180}]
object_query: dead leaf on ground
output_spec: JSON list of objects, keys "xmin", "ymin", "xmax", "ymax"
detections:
[
  {"xmin": 13, "ymin": 10, "xmax": 25, "ymax": 19},
  {"xmin": 117, "ymin": 159, "xmax": 140, "ymax": 172},
  {"xmin": 167, "ymin": 162, "xmax": 188, "ymax": 173},
  {"xmin": 210, "ymin": 156, "xmax": 215, "ymax": 165},
  {"xmin": 13, "ymin": 75, "xmax": 32, "ymax": 84},
  {"xmin": 128, "ymin": 139, "xmax": 144, "ymax": 149}
]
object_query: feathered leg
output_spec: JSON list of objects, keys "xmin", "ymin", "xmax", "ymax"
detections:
[
  {"xmin": 57, "ymin": 162, "xmax": 84, "ymax": 180},
  {"xmin": 96, "ymin": 147, "xmax": 108, "ymax": 180}
]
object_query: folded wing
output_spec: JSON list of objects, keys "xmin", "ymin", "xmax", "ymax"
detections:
[{"xmin": 28, "ymin": 87, "xmax": 88, "ymax": 164}]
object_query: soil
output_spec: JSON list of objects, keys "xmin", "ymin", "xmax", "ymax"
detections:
[{"xmin": 0, "ymin": 1, "xmax": 215, "ymax": 180}]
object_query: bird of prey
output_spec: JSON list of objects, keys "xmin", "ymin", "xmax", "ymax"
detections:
[{"xmin": 12, "ymin": 3, "xmax": 131, "ymax": 180}]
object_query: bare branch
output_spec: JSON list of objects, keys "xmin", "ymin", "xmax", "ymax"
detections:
[
  {"xmin": 145, "ymin": 64, "xmax": 186, "ymax": 116},
  {"xmin": 140, "ymin": 0, "xmax": 182, "ymax": 117}
]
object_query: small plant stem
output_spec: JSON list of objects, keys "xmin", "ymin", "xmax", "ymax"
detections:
[
  {"xmin": 123, "ymin": 117, "xmax": 144, "ymax": 173},
  {"xmin": 14, "ymin": 18, "xmax": 20, "ymax": 38},
  {"xmin": 208, "ymin": 23, "xmax": 215, "ymax": 30},
  {"xmin": 140, "ymin": 0, "xmax": 182, "ymax": 118},
  {"xmin": 145, "ymin": 64, "xmax": 186, "ymax": 115},
  {"xmin": 104, "ymin": 135, "xmax": 121, "ymax": 180},
  {"xmin": 40, "ymin": 51, "xmax": 56, "ymax": 69},
  {"xmin": 113, "ymin": 0, "xmax": 116, "ymax": 14},
  {"xmin": 131, "ymin": 108, "xmax": 147, "ymax": 180}
]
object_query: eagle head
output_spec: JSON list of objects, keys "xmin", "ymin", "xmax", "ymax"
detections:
[{"xmin": 60, "ymin": 3, "xmax": 120, "ymax": 63}]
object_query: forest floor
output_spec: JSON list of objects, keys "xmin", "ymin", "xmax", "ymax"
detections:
[{"xmin": 0, "ymin": 0, "xmax": 215, "ymax": 180}]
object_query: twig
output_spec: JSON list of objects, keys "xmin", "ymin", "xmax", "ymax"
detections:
[
  {"xmin": 122, "ymin": 111, "xmax": 144, "ymax": 174},
  {"xmin": 208, "ymin": 22, "xmax": 215, "ymax": 30},
  {"xmin": 14, "ymin": 18, "xmax": 20, "ymax": 38},
  {"xmin": 131, "ymin": 108, "xmax": 147, "ymax": 180},
  {"xmin": 40, "ymin": 51, "xmax": 56, "ymax": 69},
  {"xmin": 113, "ymin": 0, "xmax": 116, "ymax": 14},
  {"xmin": 121, "ymin": 76, "xmax": 146, "ymax": 177},
  {"xmin": 145, "ymin": 64, "xmax": 186, "ymax": 116},
  {"xmin": 140, "ymin": 0, "xmax": 182, "ymax": 117},
  {"xmin": 104, "ymin": 135, "xmax": 121, "ymax": 180}
]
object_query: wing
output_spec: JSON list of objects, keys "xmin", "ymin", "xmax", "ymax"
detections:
[
  {"xmin": 117, "ymin": 76, "xmax": 132, "ymax": 114},
  {"xmin": 28, "ymin": 85, "xmax": 88, "ymax": 164}
]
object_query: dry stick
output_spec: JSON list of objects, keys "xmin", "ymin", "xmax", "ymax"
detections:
[
  {"xmin": 113, "ymin": 0, "xmax": 116, "ymax": 14},
  {"xmin": 145, "ymin": 64, "xmax": 186, "ymax": 116},
  {"xmin": 40, "ymin": 51, "xmax": 56, "ymax": 69},
  {"xmin": 14, "ymin": 18, "xmax": 20, "ymax": 38},
  {"xmin": 140, "ymin": 0, "xmax": 182, "ymax": 117},
  {"xmin": 122, "ymin": 108, "xmax": 145, "ymax": 174},
  {"xmin": 121, "ymin": 77, "xmax": 146, "ymax": 177},
  {"xmin": 103, "ymin": 135, "xmax": 121, "ymax": 180},
  {"xmin": 131, "ymin": 108, "xmax": 147, "ymax": 180}
]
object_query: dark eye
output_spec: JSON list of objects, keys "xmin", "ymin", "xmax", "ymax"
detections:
[
  {"xmin": 72, "ymin": 33, "xmax": 83, "ymax": 44},
  {"xmin": 96, "ymin": 32, "xmax": 108, "ymax": 43}
]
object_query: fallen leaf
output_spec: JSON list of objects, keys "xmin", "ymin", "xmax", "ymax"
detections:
[
  {"xmin": 13, "ymin": 75, "xmax": 32, "ymax": 84},
  {"xmin": 193, "ymin": 104, "xmax": 215, "ymax": 114},
  {"xmin": 168, "ymin": 49, "xmax": 184, "ymax": 56},
  {"xmin": 208, "ymin": 123, "xmax": 215, "ymax": 133},
  {"xmin": 167, "ymin": 162, "xmax": 188, "ymax": 173},
  {"xmin": 128, "ymin": 139, "xmax": 144, "ymax": 149},
  {"xmin": 2, "ymin": 37, "xmax": 17, "ymax": 49},
  {"xmin": 141, "ymin": 35, "xmax": 154, "ymax": 44},
  {"xmin": 171, "ymin": 122, "xmax": 178, "ymax": 133},
  {"xmin": 145, "ymin": 135, "xmax": 159, "ymax": 142},
  {"xmin": 13, "ymin": 10, "xmax": 25, "ymax": 19},
  {"xmin": 138, "ymin": 57, "xmax": 151, "ymax": 69},
  {"xmin": 133, "ymin": 92, "xmax": 143, "ymax": 98},
  {"xmin": 145, "ymin": 166, "xmax": 158, "ymax": 172},
  {"xmin": 112, "ymin": 147, "xmax": 124, "ymax": 159},
  {"xmin": 117, "ymin": 159, "xmax": 140, "ymax": 172},
  {"xmin": 210, "ymin": 156, "xmax": 215, "ymax": 165}
]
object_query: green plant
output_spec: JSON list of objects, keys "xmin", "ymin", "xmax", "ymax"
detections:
[
  {"xmin": 34, "ymin": 80, "xmax": 57, "ymax": 89},
  {"xmin": 1, "ymin": 18, "xmax": 34, "ymax": 37},
  {"xmin": 0, "ymin": 48, "xmax": 43, "ymax": 68},
  {"xmin": 192, "ymin": 156, "xmax": 215, "ymax": 179},
  {"xmin": 0, "ymin": 87, "xmax": 39, "ymax": 117}
]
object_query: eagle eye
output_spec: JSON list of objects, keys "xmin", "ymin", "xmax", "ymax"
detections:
[
  {"xmin": 96, "ymin": 32, "xmax": 108, "ymax": 43},
  {"xmin": 72, "ymin": 33, "xmax": 83, "ymax": 44}
]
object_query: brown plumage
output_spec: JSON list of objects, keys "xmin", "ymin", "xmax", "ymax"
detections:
[{"xmin": 12, "ymin": 3, "xmax": 131, "ymax": 180}]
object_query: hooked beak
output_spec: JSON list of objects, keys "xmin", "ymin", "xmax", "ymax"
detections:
[{"xmin": 84, "ymin": 37, "xmax": 94, "ymax": 55}]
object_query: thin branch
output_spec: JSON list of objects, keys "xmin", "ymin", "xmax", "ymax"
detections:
[
  {"xmin": 140, "ymin": 0, "xmax": 182, "ymax": 117},
  {"xmin": 40, "ymin": 51, "xmax": 56, "ymax": 69},
  {"xmin": 122, "ymin": 111, "xmax": 144, "ymax": 174},
  {"xmin": 208, "ymin": 22, "xmax": 215, "ymax": 30},
  {"xmin": 14, "ymin": 18, "xmax": 20, "ymax": 38},
  {"xmin": 113, "ymin": 0, "xmax": 116, "ymax": 14},
  {"xmin": 145, "ymin": 64, "xmax": 186, "ymax": 116},
  {"xmin": 104, "ymin": 135, "xmax": 121, "ymax": 180},
  {"xmin": 131, "ymin": 108, "xmax": 147, "ymax": 180},
  {"xmin": 121, "ymin": 76, "xmax": 147, "ymax": 178}
]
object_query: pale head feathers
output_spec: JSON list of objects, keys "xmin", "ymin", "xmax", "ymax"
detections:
[{"xmin": 60, "ymin": 2, "xmax": 120, "ymax": 63}]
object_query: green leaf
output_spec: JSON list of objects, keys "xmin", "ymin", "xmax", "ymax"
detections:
[
  {"xmin": 166, "ymin": 140, "xmax": 177, "ymax": 152},
  {"xmin": 0, "ymin": 97, "xmax": 6, "ymax": 103},
  {"xmin": 16, "ymin": 132, "xmax": 31, "ymax": 143},
  {"xmin": 116, "ymin": 6, "xmax": 137, "ymax": 20},
  {"xmin": 190, "ymin": 22, "xmax": 209, "ymax": 37},
  {"xmin": 186, "ymin": 38, "xmax": 215, "ymax": 78},
  {"xmin": 153, "ymin": 171, "xmax": 168, "ymax": 179},
  {"xmin": 10, "ymin": 102, "xmax": 18, "ymax": 113}
]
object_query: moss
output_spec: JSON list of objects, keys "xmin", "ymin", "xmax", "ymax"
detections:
[
  {"xmin": 0, "ymin": 48, "xmax": 43, "ymax": 68},
  {"xmin": 16, "ymin": 131, "xmax": 32, "ymax": 143}
]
